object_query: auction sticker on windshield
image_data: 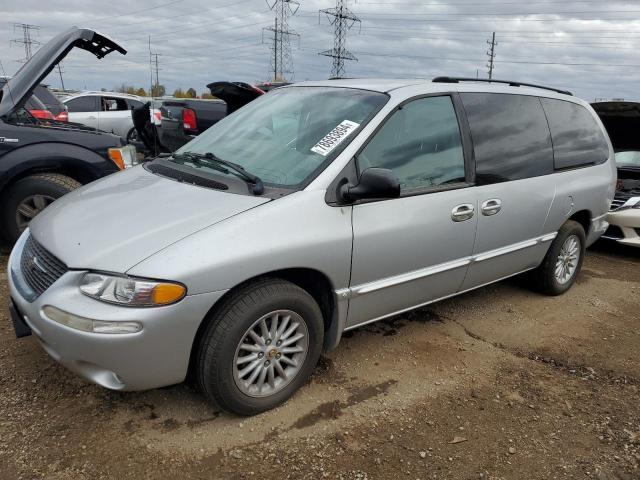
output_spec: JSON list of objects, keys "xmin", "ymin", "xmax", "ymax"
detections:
[{"xmin": 311, "ymin": 120, "xmax": 360, "ymax": 156}]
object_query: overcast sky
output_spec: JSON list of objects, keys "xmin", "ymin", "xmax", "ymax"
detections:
[{"xmin": 1, "ymin": 0, "xmax": 640, "ymax": 101}]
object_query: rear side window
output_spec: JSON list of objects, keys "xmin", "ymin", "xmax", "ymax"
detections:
[
  {"xmin": 127, "ymin": 99, "xmax": 144, "ymax": 109},
  {"xmin": 66, "ymin": 96, "xmax": 99, "ymax": 112},
  {"xmin": 357, "ymin": 95, "xmax": 466, "ymax": 193},
  {"xmin": 101, "ymin": 97, "xmax": 129, "ymax": 111},
  {"xmin": 540, "ymin": 98, "xmax": 609, "ymax": 169},
  {"xmin": 461, "ymin": 93, "xmax": 554, "ymax": 184}
]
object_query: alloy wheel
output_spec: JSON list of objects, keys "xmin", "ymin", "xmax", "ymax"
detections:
[
  {"xmin": 15, "ymin": 194, "xmax": 55, "ymax": 232},
  {"xmin": 555, "ymin": 234, "xmax": 580, "ymax": 285},
  {"xmin": 233, "ymin": 310, "xmax": 309, "ymax": 398}
]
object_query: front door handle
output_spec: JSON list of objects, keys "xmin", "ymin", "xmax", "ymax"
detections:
[
  {"xmin": 481, "ymin": 198, "xmax": 502, "ymax": 216},
  {"xmin": 451, "ymin": 203, "xmax": 475, "ymax": 222}
]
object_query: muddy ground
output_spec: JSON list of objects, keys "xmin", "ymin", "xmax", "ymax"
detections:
[{"xmin": 0, "ymin": 241, "xmax": 639, "ymax": 480}]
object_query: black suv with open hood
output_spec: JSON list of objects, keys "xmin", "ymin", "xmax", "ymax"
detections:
[{"xmin": 0, "ymin": 27, "xmax": 134, "ymax": 245}]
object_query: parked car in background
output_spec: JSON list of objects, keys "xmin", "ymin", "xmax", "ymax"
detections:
[
  {"xmin": 0, "ymin": 79, "xmax": 67, "ymax": 122},
  {"xmin": 154, "ymin": 82, "xmax": 264, "ymax": 151},
  {"xmin": 34, "ymin": 84, "xmax": 68, "ymax": 122},
  {"xmin": 158, "ymin": 97, "xmax": 226, "ymax": 151},
  {"xmin": 63, "ymin": 91, "xmax": 144, "ymax": 141},
  {"xmin": 593, "ymin": 101, "xmax": 640, "ymax": 247},
  {"xmin": 0, "ymin": 27, "xmax": 135, "ymax": 245},
  {"xmin": 8, "ymin": 77, "xmax": 614, "ymax": 416}
]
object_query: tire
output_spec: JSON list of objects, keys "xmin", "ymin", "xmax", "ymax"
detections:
[
  {"xmin": 126, "ymin": 127, "xmax": 138, "ymax": 144},
  {"xmin": 196, "ymin": 278, "xmax": 324, "ymax": 416},
  {"xmin": 0, "ymin": 174, "xmax": 81, "ymax": 244},
  {"xmin": 529, "ymin": 220, "xmax": 586, "ymax": 296}
]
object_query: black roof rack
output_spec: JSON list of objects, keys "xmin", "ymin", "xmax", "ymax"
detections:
[{"xmin": 432, "ymin": 76, "xmax": 572, "ymax": 96}]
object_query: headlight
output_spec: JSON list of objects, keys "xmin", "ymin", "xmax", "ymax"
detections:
[
  {"xmin": 108, "ymin": 145, "xmax": 138, "ymax": 170},
  {"xmin": 80, "ymin": 273, "xmax": 186, "ymax": 307}
]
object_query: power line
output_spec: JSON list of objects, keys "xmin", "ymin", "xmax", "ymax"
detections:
[
  {"xmin": 85, "ymin": 0, "xmax": 185, "ymax": 24},
  {"xmin": 486, "ymin": 32, "xmax": 497, "ymax": 79},
  {"xmin": 11, "ymin": 23, "xmax": 41, "ymax": 63},
  {"xmin": 319, "ymin": 0, "xmax": 361, "ymax": 78},
  {"xmin": 263, "ymin": 0, "xmax": 300, "ymax": 81}
]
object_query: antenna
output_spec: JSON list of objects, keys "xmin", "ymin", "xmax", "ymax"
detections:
[
  {"xmin": 262, "ymin": 0, "xmax": 300, "ymax": 82},
  {"xmin": 319, "ymin": 0, "xmax": 361, "ymax": 79}
]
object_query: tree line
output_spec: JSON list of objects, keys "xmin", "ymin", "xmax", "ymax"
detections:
[{"xmin": 113, "ymin": 83, "xmax": 214, "ymax": 99}]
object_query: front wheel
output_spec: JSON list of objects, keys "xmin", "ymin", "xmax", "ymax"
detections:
[
  {"xmin": 1, "ymin": 174, "xmax": 81, "ymax": 244},
  {"xmin": 530, "ymin": 220, "xmax": 586, "ymax": 296},
  {"xmin": 196, "ymin": 278, "xmax": 324, "ymax": 415}
]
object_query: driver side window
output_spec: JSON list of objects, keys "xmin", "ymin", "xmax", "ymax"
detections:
[{"xmin": 357, "ymin": 96, "xmax": 466, "ymax": 193}]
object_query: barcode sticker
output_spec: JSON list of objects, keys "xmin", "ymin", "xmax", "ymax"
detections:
[{"xmin": 311, "ymin": 120, "xmax": 360, "ymax": 156}]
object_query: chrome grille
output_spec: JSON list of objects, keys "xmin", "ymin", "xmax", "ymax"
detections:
[
  {"xmin": 610, "ymin": 189, "xmax": 640, "ymax": 211},
  {"xmin": 20, "ymin": 234, "xmax": 68, "ymax": 298}
]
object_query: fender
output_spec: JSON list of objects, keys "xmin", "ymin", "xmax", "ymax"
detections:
[{"xmin": 0, "ymin": 142, "xmax": 119, "ymax": 191}]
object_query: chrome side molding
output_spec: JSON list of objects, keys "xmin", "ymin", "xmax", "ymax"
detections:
[{"xmin": 337, "ymin": 232, "xmax": 558, "ymax": 300}]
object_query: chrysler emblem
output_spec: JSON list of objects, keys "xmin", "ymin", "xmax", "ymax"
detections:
[{"xmin": 25, "ymin": 256, "xmax": 47, "ymax": 275}]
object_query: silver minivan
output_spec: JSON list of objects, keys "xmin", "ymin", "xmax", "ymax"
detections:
[{"xmin": 8, "ymin": 76, "xmax": 615, "ymax": 415}]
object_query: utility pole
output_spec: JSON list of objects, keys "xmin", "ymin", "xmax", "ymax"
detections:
[
  {"xmin": 319, "ymin": 0, "xmax": 361, "ymax": 79},
  {"xmin": 262, "ymin": 0, "xmax": 300, "ymax": 82},
  {"xmin": 486, "ymin": 32, "xmax": 497, "ymax": 80},
  {"xmin": 11, "ymin": 23, "xmax": 41, "ymax": 63},
  {"xmin": 151, "ymin": 52, "xmax": 161, "ymax": 95},
  {"xmin": 57, "ymin": 64, "xmax": 66, "ymax": 90}
]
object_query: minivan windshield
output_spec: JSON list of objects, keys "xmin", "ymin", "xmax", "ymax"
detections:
[
  {"xmin": 171, "ymin": 86, "xmax": 388, "ymax": 187},
  {"xmin": 615, "ymin": 151, "xmax": 640, "ymax": 168}
]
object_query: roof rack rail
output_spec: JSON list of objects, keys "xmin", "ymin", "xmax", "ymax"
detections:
[{"xmin": 432, "ymin": 76, "xmax": 572, "ymax": 96}]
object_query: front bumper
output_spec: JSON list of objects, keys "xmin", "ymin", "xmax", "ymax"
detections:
[
  {"xmin": 604, "ymin": 208, "xmax": 640, "ymax": 247},
  {"xmin": 7, "ymin": 233, "xmax": 227, "ymax": 391}
]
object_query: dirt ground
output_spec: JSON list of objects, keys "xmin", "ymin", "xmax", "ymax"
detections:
[{"xmin": 0, "ymin": 241, "xmax": 639, "ymax": 480}]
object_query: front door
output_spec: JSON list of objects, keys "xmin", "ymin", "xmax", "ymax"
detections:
[
  {"xmin": 347, "ymin": 95, "xmax": 478, "ymax": 328},
  {"xmin": 66, "ymin": 95, "xmax": 100, "ymax": 129}
]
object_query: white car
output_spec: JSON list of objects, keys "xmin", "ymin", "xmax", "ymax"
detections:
[{"xmin": 63, "ymin": 91, "xmax": 144, "ymax": 140}]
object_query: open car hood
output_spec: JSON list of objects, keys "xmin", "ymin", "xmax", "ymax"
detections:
[
  {"xmin": 0, "ymin": 27, "xmax": 126, "ymax": 118},
  {"xmin": 206, "ymin": 81, "xmax": 264, "ymax": 114},
  {"xmin": 592, "ymin": 101, "xmax": 640, "ymax": 152}
]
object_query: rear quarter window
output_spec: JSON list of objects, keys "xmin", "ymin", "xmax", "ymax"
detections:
[
  {"xmin": 66, "ymin": 96, "xmax": 99, "ymax": 112},
  {"xmin": 540, "ymin": 98, "xmax": 609, "ymax": 170},
  {"xmin": 460, "ymin": 93, "xmax": 554, "ymax": 184}
]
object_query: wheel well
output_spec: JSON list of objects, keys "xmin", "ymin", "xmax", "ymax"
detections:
[
  {"xmin": 1, "ymin": 165, "xmax": 90, "ymax": 193},
  {"xmin": 188, "ymin": 268, "xmax": 337, "ymax": 375},
  {"xmin": 568, "ymin": 210, "xmax": 591, "ymax": 235}
]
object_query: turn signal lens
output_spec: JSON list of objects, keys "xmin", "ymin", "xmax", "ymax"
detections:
[
  {"xmin": 152, "ymin": 284, "xmax": 187, "ymax": 305},
  {"xmin": 80, "ymin": 273, "xmax": 186, "ymax": 307},
  {"xmin": 108, "ymin": 148, "xmax": 125, "ymax": 170},
  {"xmin": 108, "ymin": 145, "xmax": 138, "ymax": 170}
]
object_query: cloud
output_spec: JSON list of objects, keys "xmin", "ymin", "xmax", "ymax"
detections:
[{"xmin": 1, "ymin": 0, "xmax": 638, "ymax": 101}]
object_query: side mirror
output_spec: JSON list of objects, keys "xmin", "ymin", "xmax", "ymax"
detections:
[{"xmin": 339, "ymin": 167, "xmax": 400, "ymax": 203}]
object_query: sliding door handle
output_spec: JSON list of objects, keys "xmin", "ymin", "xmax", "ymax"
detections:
[
  {"xmin": 451, "ymin": 203, "xmax": 475, "ymax": 222},
  {"xmin": 481, "ymin": 198, "xmax": 502, "ymax": 216}
]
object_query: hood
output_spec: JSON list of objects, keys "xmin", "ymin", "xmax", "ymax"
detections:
[
  {"xmin": 592, "ymin": 101, "xmax": 640, "ymax": 152},
  {"xmin": 29, "ymin": 165, "xmax": 270, "ymax": 273},
  {"xmin": 0, "ymin": 27, "xmax": 126, "ymax": 118},
  {"xmin": 206, "ymin": 81, "xmax": 264, "ymax": 114}
]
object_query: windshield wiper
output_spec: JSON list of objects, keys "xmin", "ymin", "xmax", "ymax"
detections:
[{"xmin": 172, "ymin": 151, "xmax": 264, "ymax": 195}]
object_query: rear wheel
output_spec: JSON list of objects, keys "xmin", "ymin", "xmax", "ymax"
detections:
[
  {"xmin": 196, "ymin": 278, "xmax": 324, "ymax": 415},
  {"xmin": 1, "ymin": 174, "xmax": 81, "ymax": 244},
  {"xmin": 126, "ymin": 127, "xmax": 138, "ymax": 144},
  {"xmin": 529, "ymin": 220, "xmax": 586, "ymax": 296}
]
